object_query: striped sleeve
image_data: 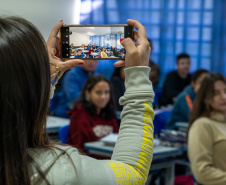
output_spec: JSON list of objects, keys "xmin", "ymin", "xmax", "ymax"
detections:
[{"xmin": 107, "ymin": 66, "xmax": 155, "ymax": 184}]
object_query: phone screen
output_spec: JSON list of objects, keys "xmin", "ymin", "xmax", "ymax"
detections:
[{"xmin": 61, "ymin": 25, "xmax": 133, "ymax": 60}]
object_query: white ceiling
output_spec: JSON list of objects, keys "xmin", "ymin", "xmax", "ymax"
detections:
[{"xmin": 70, "ymin": 26, "xmax": 124, "ymax": 36}]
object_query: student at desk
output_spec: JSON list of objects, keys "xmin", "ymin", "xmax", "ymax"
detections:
[
  {"xmin": 188, "ymin": 73, "xmax": 226, "ymax": 185},
  {"xmin": 101, "ymin": 47, "xmax": 108, "ymax": 58},
  {"xmin": 67, "ymin": 75, "xmax": 118, "ymax": 153},
  {"xmin": 0, "ymin": 17, "xmax": 154, "ymax": 185},
  {"xmin": 165, "ymin": 69, "xmax": 208, "ymax": 129},
  {"xmin": 74, "ymin": 49, "xmax": 85, "ymax": 58}
]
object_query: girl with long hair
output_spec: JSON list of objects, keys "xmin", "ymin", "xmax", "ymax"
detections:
[
  {"xmin": 68, "ymin": 75, "xmax": 118, "ymax": 152},
  {"xmin": 187, "ymin": 73, "xmax": 226, "ymax": 184}
]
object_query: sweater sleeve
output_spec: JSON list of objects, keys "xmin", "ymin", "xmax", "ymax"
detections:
[{"xmin": 188, "ymin": 120, "xmax": 226, "ymax": 185}]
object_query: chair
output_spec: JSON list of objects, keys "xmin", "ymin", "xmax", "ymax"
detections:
[
  {"xmin": 153, "ymin": 89, "xmax": 162, "ymax": 109},
  {"xmin": 153, "ymin": 110, "xmax": 171, "ymax": 136},
  {"xmin": 58, "ymin": 125, "xmax": 69, "ymax": 144}
]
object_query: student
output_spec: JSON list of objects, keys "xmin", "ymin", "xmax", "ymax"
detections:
[
  {"xmin": 0, "ymin": 17, "xmax": 154, "ymax": 185},
  {"xmin": 74, "ymin": 49, "xmax": 85, "ymax": 58},
  {"xmin": 160, "ymin": 53, "xmax": 191, "ymax": 107},
  {"xmin": 101, "ymin": 47, "xmax": 108, "ymax": 58},
  {"xmin": 113, "ymin": 47, "xmax": 119, "ymax": 57},
  {"xmin": 88, "ymin": 47, "xmax": 94, "ymax": 57},
  {"xmin": 87, "ymin": 44, "xmax": 91, "ymax": 50},
  {"xmin": 165, "ymin": 69, "xmax": 208, "ymax": 129},
  {"xmin": 54, "ymin": 60, "xmax": 99, "ymax": 118},
  {"xmin": 68, "ymin": 75, "xmax": 118, "ymax": 152},
  {"xmin": 187, "ymin": 73, "xmax": 226, "ymax": 184}
]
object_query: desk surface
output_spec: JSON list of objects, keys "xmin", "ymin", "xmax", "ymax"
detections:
[
  {"xmin": 85, "ymin": 141, "xmax": 186, "ymax": 159},
  {"xmin": 46, "ymin": 116, "xmax": 70, "ymax": 133}
]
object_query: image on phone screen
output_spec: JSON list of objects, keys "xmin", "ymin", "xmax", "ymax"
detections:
[{"xmin": 61, "ymin": 25, "xmax": 133, "ymax": 60}]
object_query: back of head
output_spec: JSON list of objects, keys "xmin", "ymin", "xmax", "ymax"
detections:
[
  {"xmin": 188, "ymin": 73, "xmax": 226, "ymax": 132},
  {"xmin": 0, "ymin": 17, "xmax": 50, "ymax": 185},
  {"xmin": 191, "ymin": 69, "xmax": 209, "ymax": 82}
]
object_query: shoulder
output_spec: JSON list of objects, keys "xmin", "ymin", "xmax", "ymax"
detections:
[
  {"xmin": 190, "ymin": 117, "xmax": 213, "ymax": 133},
  {"xmin": 165, "ymin": 70, "xmax": 177, "ymax": 79}
]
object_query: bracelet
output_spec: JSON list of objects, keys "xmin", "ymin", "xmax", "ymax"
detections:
[{"xmin": 50, "ymin": 63, "xmax": 61, "ymax": 86}]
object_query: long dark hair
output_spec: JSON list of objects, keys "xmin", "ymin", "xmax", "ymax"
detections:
[
  {"xmin": 187, "ymin": 73, "xmax": 226, "ymax": 136},
  {"xmin": 0, "ymin": 17, "xmax": 51, "ymax": 185},
  {"xmin": 74, "ymin": 75, "xmax": 116, "ymax": 119}
]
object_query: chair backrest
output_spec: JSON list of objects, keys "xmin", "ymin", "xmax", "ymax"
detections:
[
  {"xmin": 58, "ymin": 125, "xmax": 69, "ymax": 144},
  {"xmin": 153, "ymin": 89, "xmax": 162, "ymax": 108},
  {"xmin": 153, "ymin": 110, "xmax": 171, "ymax": 135}
]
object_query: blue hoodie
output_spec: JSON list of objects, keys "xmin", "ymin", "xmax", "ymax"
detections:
[{"xmin": 165, "ymin": 85, "xmax": 195, "ymax": 129}]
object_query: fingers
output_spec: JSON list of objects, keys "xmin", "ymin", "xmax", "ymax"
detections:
[
  {"xmin": 133, "ymin": 31, "xmax": 138, "ymax": 42},
  {"xmin": 113, "ymin": 60, "xmax": 125, "ymax": 67},
  {"xmin": 121, "ymin": 38, "xmax": 137, "ymax": 53},
  {"xmin": 57, "ymin": 59, "xmax": 84, "ymax": 71},
  {"xmin": 127, "ymin": 19, "xmax": 147, "ymax": 39},
  {"xmin": 49, "ymin": 21, "xmax": 63, "ymax": 38}
]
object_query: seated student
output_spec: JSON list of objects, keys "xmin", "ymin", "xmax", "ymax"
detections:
[
  {"xmin": 97, "ymin": 46, "xmax": 101, "ymax": 52},
  {"xmin": 101, "ymin": 47, "xmax": 108, "ymax": 58},
  {"xmin": 165, "ymin": 69, "xmax": 208, "ymax": 129},
  {"xmin": 87, "ymin": 44, "xmax": 91, "ymax": 50},
  {"xmin": 88, "ymin": 47, "xmax": 94, "ymax": 57},
  {"xmin": 70, "ymin": 48, "xmax": 76, "ymax": 56},
  {"xmin": 54, "ymin": 60, "xmax": 99, "ymax": 117},
  {"xmin": 110, "ymin": 46, "xmax": 114, "ymax": 51},
  {"xmin": 111, "ymin": 66, "xmax": 125, "ymax": 111},
  {"xmin": 68, "ymin": 75, "xmax": 118, "ymax": 153},
  {"xmin": 160, "ymin": 53, "xmax": 191, "ymax": 107},
  {"xmin": 113, "ymin": 47, "xmax": 119, "ymax": 57},
  {"xmin": 74, "ymin": 49, "xmax": 86, "ymax": 58},
  {"xmin": 187, "ymin": 73, "xmax": 226, "ymax": 185},
  {"xmin": 1, "ymin": 17, "xmax": 154, "ymax": 185}
]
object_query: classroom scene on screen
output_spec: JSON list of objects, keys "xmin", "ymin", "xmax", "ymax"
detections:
[
  {"xmin": 69, "ymin": 26, "xmax": 126, "ymax": 59},
  {"xmin": 1, "ymin": 0, "xmax": 226, "ymax": 185}
]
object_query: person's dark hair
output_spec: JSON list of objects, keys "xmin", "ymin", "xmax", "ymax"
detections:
[
  {"xmin": 147, "ymin": 38, "xmax": 153, "ymax": 49},
  {"xmin": 0, "ymin": 17, "xmax": 51, "ymax": 185},
  {"xmin": 101, "ymin": 47, "xmax": 105, "ymax": 51},
  {"xmin": 187, "ymin": 73, "xmax": 226, "ymax": 139},
  {"xmin": 148, "ymin": 60, "xmax": 160, "ymax": 76},
  {"xmin": 77, "ymin": 49, "xmax": 82, "ymax": 52},
  {"xmin": 191, "ymin": 69, "xmax": 208, "ymax": 82},
  {"xmin": 74, "ymin": 75, "xmax": 116, "ymax": 119},
  {"xmin": 176, "ymin": 53, "xmax": 190, "ymax": 64}
]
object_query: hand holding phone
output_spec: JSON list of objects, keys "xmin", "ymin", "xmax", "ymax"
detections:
[{"xmin": 114, "ymin": 19, "xmax": 151, "ymax": 68}]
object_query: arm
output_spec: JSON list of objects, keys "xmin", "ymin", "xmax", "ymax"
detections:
[{"xmin": 188, "ymin": 120, "xmax": 226, "ymax": 184}]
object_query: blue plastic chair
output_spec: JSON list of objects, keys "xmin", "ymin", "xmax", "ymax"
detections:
[
  {"xmin": 153, "ymin": 110, "xmax": 171, "ymax": 135},
  {"xmin": 153, "ymin": 89, "xmax": 162, "ymax": 108},
  {"xmin": 58, "ymin": 125, "xmax": 69, "ymax": 144}
]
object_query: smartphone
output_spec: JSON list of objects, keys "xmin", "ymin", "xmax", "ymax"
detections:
[{"xmin": 60, "ymin": 24, "xmax": 133, "ymax": 60}]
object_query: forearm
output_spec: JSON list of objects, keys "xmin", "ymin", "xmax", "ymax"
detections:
[{"xmin": 108, "ymin": 66, "xmax": 154, "ymax": 183}]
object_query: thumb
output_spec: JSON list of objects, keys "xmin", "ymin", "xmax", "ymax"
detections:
[
  {"xmin": 121, "ymin": 38, "xmax": 136, "ymax": 53},
  {"xmin": 58, "ymin": 59, "xmax": 84, "ymax": 71}
]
